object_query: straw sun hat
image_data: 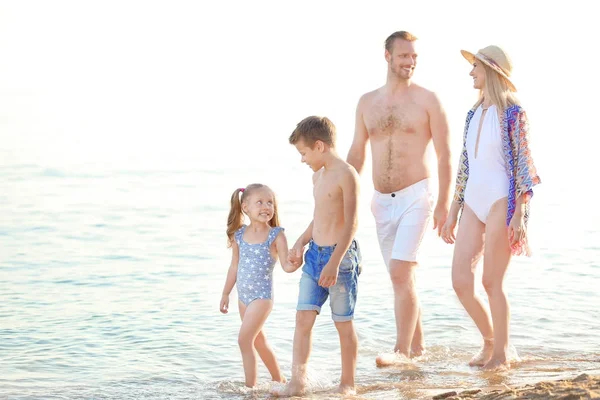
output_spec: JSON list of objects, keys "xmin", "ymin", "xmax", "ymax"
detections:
[{"xmin": 461, "ymin": 45, "xmax": 517, "ymax": 92}]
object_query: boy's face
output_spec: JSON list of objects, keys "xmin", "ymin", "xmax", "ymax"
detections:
[{"xmin": 294, "ymin": 139, "xmax": 324, "ymax": 172}]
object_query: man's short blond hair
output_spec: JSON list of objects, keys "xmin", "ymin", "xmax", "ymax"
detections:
[
  {"xmin": 289, "ymin": 116, "xmax": 336, "ymax": 148},
  {"xmin": 385, "ymin": 31, "xmax": 418, "ymax": 53}
]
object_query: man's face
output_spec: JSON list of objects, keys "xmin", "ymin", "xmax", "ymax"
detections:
[
  {"xmin": 294, "ymin": 139, "xmax": 323, "ymax": 172},
  {"xmin": 386, "ymin": 39, "xmax": 418, "ymax": 80}
]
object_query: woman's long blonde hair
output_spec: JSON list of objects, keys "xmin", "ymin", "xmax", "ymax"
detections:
[
  {"xmin": 474, "ymin": 62, "xmax": 520, "ymax": 113},
  {"xmin": 226, "ymin": 183, "xmax": 280, "ymax": 247}
]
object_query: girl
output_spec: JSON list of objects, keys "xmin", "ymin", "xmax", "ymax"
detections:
[
  {"xmin": 441, "ymin": 45, "xmax": 541, "ymax": 370},
  {"xmin": 219, "ymin": 183, "xmax": 300, "ymax": 388}
]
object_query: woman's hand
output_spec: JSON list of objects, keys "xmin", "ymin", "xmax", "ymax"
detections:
[
  {"xmin": 508, "ymin": 212, "xmax": 526, "ymax": 247},
  {"xmin": 441, "ymin": 213, "xmax": 458, "ymax": 244}
]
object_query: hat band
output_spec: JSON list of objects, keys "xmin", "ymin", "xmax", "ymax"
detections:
[{"xmin": 476, "ymin": 52, "xmax": 510, "ymax": 77}]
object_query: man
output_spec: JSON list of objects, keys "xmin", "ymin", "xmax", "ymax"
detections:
[{"xmin": 346, "ymin": 31, "xmax": 451, "ymax": 364}]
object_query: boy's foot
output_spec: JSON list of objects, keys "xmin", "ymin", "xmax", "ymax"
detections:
[
  {"xmin": 270, "ymin": 380, "xmax": 306, "ymax": 397},
  {"xmin": 375, "ymin": 351, "xmax": 410, "ymax": 367},
  {"xmin": 337, "ymin": 384, "xmax": 356, "ymax": 395},
  {"xmin": 482, "ymin": 357, "xmax": 510, "ymax": 371},
  {"xmin": 469, "ymin": 339, "xmax": 494, "ymax": 367}
]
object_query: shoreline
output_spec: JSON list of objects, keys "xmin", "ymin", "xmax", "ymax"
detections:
[{"xmin": 430, "ymin": 373, "xmax": 600, "ymax": 399}]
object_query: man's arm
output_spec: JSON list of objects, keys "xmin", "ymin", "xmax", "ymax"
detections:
[
  {"xmin": 428, "ymin": 92, "xmax": 452, "ymax": 235},
  {"xmin": 318, "ymin": 168, "xmax": 359, "ymax": 287},
  {"xmin": 346, "ymin": 95, "xmax": 370, "ymax": 174}
]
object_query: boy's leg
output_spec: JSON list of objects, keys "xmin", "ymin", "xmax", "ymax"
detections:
[
  {"xmin": 329, "ymin": 246, "xmax": 359, "ymax": 393},
  {"xmin": 334, "ymin": 320, "xmax": 358, "ymax": 393},
  {"xmin": 273, "ymin": 271, "xmax": 327, "ymax": 397},
  {"xmin": 289, "ymin": 310, "xmax": 318, "ymax": 388}
]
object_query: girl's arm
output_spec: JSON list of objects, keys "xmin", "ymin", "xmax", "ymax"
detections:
[
  {"xmin": 275, "ymin": 230, "xmax": 301, "ymax": 273},
  {"xmin": 220, "ymin": 241, "xmax": 239, "ymax": 314}
]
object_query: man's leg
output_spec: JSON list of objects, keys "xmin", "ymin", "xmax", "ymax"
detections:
[{"xmin": 389, "ymin": 260, "xmax": 419, "ymax": 357}]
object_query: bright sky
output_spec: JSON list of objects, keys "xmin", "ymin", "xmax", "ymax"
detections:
[{"xmin": 0, "ymin": 0, "xmax": 597, "ymax": 183}]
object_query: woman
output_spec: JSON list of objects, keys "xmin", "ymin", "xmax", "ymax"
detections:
[{"xmin": 441, "ymin": 45, "xmax": 541, "ymax": 370}]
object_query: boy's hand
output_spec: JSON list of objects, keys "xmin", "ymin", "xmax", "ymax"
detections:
[
  {"xmin": 219, "ymin": 294, "xmax": 229, "ymax": 314},
  {"xmin": 319, "ymin": 262, "xmax": 338, "ymax": 287},
  {"xmin": 288, "ymin": 245, "xmax": 304, "ymax": 267}
]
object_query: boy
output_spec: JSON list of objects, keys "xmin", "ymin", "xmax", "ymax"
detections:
[{"xmin": 276, "ymin": 116, "xmax": 361, "ymax": 396}]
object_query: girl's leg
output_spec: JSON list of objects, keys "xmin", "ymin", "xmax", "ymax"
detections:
[
  {"xmin": 482, "ymin": 198, "xmax": 512, "ymax": 370},
  {"xmin": 237, "ymin": 299, "xmax": 273, "ymax": 387},
  {"xmin": 452, "ymin": 205, "xmax": 494, "ymax": 366},
  {"xmin": 253, "ymin": 330, "xmax": 285, "ymax": 383}
]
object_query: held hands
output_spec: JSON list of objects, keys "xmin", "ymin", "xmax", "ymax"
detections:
[
  {"xmin": 286, "ymin": 244, "xmax": 304, "ymax": 273},
  {"xmin": 219, "ymin": 294, "xmax": 229, "ymax": 314},
  {"xmin": 432, "ymin": 202, "xmax": 449, "ymax": 237},
  {"xmin": 318, "ymin": 262, "xmax": 338, "ymax": 288},
  {"xmin": 440, "ymin": 213, "xmax": 457, "ymax": 244},
  {"xmin": 508, "ymin": 212, "xmax": 526, "ymax": 247}
]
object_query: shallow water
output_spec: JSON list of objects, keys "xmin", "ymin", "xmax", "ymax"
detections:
[{"xmin": 1, "ymin": 164, "xmax": 599, "ymax": 399}]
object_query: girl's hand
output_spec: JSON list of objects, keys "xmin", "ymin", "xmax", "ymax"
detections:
[
  {"xmin": 287, "ymin": 246, "xmax": 304, "ymax": 270},
  {"xmin": 441, "ymin": 213, "xmax": 458, "ymax": 244},
  {"xmin": 219, "ymin": 294, "xmax": 229, "ymax": 314},
  {"xmin": 508, "ymin": 212, "xmax": 525, "ymax": 247}
]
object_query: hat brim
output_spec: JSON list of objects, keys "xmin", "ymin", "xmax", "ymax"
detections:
[{"xmin": 460, "ymin": 49, "xmax": 517, "ymax": 92}]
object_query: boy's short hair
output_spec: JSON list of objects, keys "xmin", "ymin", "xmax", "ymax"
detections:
[{"xmin": 289, "ymin": 116, "xmax": 336, "ymax": 148}]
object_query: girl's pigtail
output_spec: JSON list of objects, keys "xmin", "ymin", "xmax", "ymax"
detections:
[{"xmin": 226, "ymin": 188, "xmax": 245, "ymax": 247}]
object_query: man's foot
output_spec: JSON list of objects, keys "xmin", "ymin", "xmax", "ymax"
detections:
[
  {"xmin": 469, "ymin": 339, "xmax": 494, "ymax": 367},
  {"xmin": 376, "ymin": 351, "xmax": 410, "ymax": 367},
  {"xmin": 482, "ymin": 357, "xmax": 510, "ymax": 371},
  {"xmin": 270, "ymin": 380, "xmax": 306, "ymax": 397},
  {"xmin": 410, "ymin": 344, "xmax": 425, "ymax": 358},
  {"xmin": 337, "ymin": 384, "xmax": 356, "ymax": 395}
]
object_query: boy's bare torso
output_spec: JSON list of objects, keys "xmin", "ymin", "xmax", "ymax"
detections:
[
  {"xmin": 311, "ymin": 162, "xmax": 352, "ymax": 246},
  {"xmin": 362, "ymin": 85, "xmax": 433, "ymax": 193}
]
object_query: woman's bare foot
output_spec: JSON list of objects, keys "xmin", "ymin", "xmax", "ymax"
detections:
[
  {"xmin": 410, "ymin": 344, "xmax": 425, "ymax": 358},
  {"xmin": 482, "ymin": 357, "xmax": 510, "ymax": 371},
  {"xmin": 337, "ymin": 384, "xmax": 356, "ymax": 395},
  {"xmin": 270, "ymin": 379, "xmax": 306, "ymax": 397},
  {"xmin": 469, "ymin": 339, "xmax": 494, "ymax": 366},
  {"xmin": 376, "ymin": 351, "xmax": 410, "ymax": 367}
]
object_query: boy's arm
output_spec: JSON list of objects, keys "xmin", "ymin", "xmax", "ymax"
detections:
[
  {"xmin": 293, "ymin": 220, "xmax": 313, "ymax": 249},
  {"xmin": 220, "ymin": 241, "xmax": 239, "ymax": 313},
  {"xmin": 318, "ymin": 168, "xmax": 359, "ymax": 287},
  {"xmin": 346, "ymin": 94, "xmax": 370, "ymax": 174}
]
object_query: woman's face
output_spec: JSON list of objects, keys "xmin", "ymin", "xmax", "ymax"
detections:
[{"xmin": 470, "ymin": 60, "xmax": 486, "ymax": 90}]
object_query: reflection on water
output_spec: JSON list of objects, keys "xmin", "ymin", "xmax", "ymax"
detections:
[{"xmin": 1, "ymin": 165, "xmax": 599, "ymax": 399}]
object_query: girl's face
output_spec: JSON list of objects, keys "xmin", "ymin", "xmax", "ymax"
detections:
[
  {"xmin": 242, "ymin": 188, "xmax": 275, "ymax": 224},
  {"xmin": 470, "ymin": 60, "xmax": 486, "ymax": 90}
]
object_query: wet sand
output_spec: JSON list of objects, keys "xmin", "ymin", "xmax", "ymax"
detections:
[{"xmin": 431, "ymin": 374, "xmax": 600, "ymax": 399}]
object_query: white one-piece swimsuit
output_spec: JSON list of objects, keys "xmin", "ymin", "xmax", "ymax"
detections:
[{"xmin": 464, "ymin": 105, "xmax": 510, "ymax": 223}]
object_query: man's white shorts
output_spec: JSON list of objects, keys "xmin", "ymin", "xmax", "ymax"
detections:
[{"xmin": 371, "ymin": 178, "xmax": 433, "ymax": 269}]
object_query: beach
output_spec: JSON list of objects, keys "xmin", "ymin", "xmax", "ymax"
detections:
[{"xmin": 432, "ymin": 374, "xmax": 600, "ymax": 400}]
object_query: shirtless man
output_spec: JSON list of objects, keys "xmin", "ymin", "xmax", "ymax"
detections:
[
  {"xmin": 346, "ymin": 31, "xmax": 451, "ymax": 364},
  {"xmin": 274, "ymin": 116, "xmax": 361, "ymax": 396}
]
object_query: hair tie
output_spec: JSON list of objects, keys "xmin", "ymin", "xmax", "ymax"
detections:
[{"xmin": 239, "ymin": 188, "xmax": 245, "ymax": 193}]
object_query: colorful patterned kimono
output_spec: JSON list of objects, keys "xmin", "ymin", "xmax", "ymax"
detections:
[{"xmin": 453, "ymin": 104, "xmax": 541, "ymax": 256}]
